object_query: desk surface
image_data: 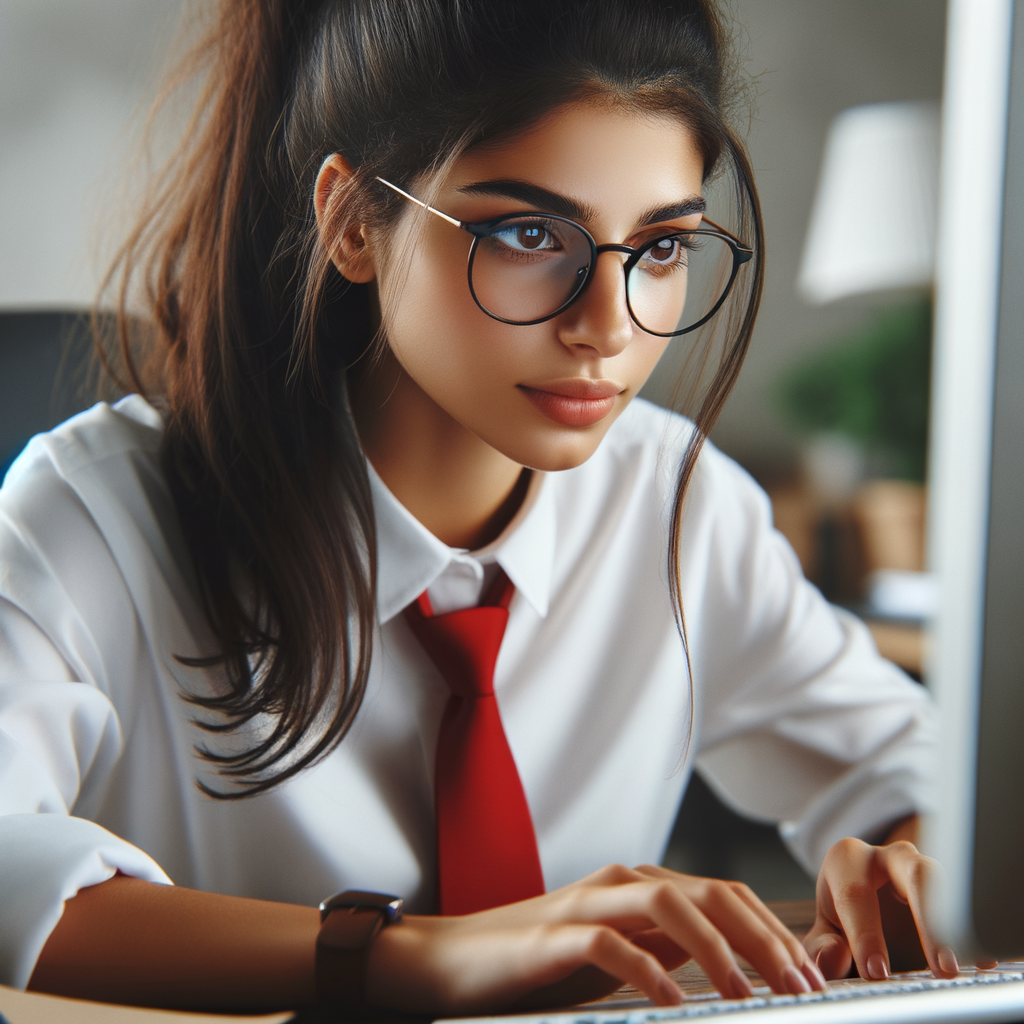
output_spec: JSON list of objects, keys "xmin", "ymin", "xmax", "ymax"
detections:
[
  {"xmin": 864, "ymin": 619, "xmax": 924, "ymax": 677},
  {"xmin": 0, "ymin": 986, "xmax": 292, "ymax": 1024},
  {"xmin": 0, "ymin": 902, "xmax": 817, "ymax": 1024}
]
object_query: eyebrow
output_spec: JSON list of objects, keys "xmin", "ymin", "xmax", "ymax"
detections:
[
  {"xmin": 639, "ymin": 198, "xmax": 707, "ymax": 225},
  {"xmin": 456, "ymin": 179, "xmax": 706, "ymax": 227},
  {"xmin": 457, "ymin": 180, "xmax": 597, "ymax": 222}
]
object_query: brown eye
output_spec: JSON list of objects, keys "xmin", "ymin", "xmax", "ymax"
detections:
[
  {"xmin": 648, "ymin": 238, "xmax": 678, "ymax": 262},
  {"xmin": 488, "ymin": 218, "xmax": 561, "ymax": 254},
  {"xmin": 518, "ymin": 225, "xmax": 546, "ymax": 249}
]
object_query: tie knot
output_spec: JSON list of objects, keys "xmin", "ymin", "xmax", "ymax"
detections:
[{"xmin": 405, "ymin": 605, "xmax": 509, "ymax": 697}]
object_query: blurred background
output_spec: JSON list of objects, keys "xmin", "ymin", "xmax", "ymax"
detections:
[{"xmin": 0, "ymin": 0, "xmax": 948, "ymax": 900}]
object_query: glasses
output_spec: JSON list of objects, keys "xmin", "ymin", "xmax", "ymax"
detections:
[{"xmin": 376, "ymin": 177, "xmax": 754, "ymax": 338}]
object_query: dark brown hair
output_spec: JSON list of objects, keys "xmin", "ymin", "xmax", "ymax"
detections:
[{"xmin": 101, "ymin": 0, "xmax": 764, "ymax": 796}]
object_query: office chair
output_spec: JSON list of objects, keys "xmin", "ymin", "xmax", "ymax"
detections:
[{"xmin": 0, "ymin": 311, "xmax": 100, "ymax": 478}]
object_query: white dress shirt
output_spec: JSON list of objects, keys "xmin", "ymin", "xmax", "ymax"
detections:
[{"xmin": 0, "ymin": 395, "xmax": 935, "ymax": 989}]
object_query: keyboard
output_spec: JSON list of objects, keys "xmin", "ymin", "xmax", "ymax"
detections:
[{"xmin": 441, "ymin": 965, "xmax": 1024, "ymax": 1024}]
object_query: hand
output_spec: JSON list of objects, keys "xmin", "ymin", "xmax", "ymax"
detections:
[
  {"xmin": 803, "ymin": 834, "xmax": 963, "ymax": 981},
  {"xmin": 366, "ymin": 863, "xmax": 827, "ymax": 1016}
]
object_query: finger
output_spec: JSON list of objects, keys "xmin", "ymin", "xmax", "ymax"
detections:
[
  {"xmin": 728, "ymin": 884, "xmax": 827, "ymax": 991},
  {"xmin": 634, "ymin": 868, "xmax": 819, "ymax": 978},
  {"xmin": 833, "ymin": 887, "xmax": 889, "ymax": 980},
  {"xmin": 566, "ymin": 878, "xmax": 754, "ymax": 1000},
  {"xmin": 821, "ymin": 838, "xmax": 891, "ymax": 980},
  {"xmin": 803, "ymin": 926, "xmax": 853, "ymax": 980},
  {"xmin": 632, "ymin": 867, "xmax": 822, "ymax": 993},
  {"xmin": 565, "ymin": 925, "xmax": 683, "ymax": 1006},
  {"xmin": 804, "ymin": 875, "xmax": 853, "ymax": 982},
  {"xmin": 878, "ymin": 844, "xmax": 959, "ymax": 979},
  {"xmin": 679, "ymin": 880, "xmax": 816, "ymax": 995}
]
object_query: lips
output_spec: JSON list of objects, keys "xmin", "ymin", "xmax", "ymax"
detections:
[{"xmin": 518, "ymin": 379, "xmax": 624, "ymax": 428}]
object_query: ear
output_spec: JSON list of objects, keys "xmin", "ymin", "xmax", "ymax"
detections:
[{"xmin": 314, "ymin": 153, "xmax": 376, "ymax": 284}]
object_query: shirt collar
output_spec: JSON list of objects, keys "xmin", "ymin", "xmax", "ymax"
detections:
[{"xmin": 371, "ymin": 462, "xmax": 556, "ymax": 624}]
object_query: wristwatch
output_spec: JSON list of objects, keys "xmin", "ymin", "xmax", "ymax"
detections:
[{"xmin": 315, "ymin": 889, "xmax": 404, "ymax": 1007}]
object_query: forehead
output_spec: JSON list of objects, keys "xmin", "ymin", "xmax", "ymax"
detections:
[{"xmin": 444, "ymin": 100, "xmax": 705, "ymax": 222}]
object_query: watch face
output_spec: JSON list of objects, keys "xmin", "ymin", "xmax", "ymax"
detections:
[{"xmin": 319, "ymin": 889, "xmax": 404, "ymax": 923}]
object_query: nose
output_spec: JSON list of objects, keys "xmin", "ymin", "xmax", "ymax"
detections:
[{"xmin": 556, "ymin": 250, "xmax": 635, "ymax": 357}]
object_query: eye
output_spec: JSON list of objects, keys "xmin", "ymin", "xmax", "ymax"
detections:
[
  {"xmin": 491, "ymin": 220, "xmax": 561, "ymax": 252},
  {"xmin": 645, "ymin": 237, "xmax": 682, "ymax": 263},
  {"xmin": 637, "ymin": 234, "xmax": 698, "ymax": 272}
]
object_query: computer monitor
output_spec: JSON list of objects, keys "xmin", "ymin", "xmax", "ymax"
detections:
[{"xmin": 925, "ymin": 0, "xmax": 1024, "ymax": 959}]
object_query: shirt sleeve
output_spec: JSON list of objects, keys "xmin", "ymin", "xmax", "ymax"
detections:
[
  {"xmin": 0, "ymin": 451, "xmax": 171, "ymax": 990},
  {"xmin": 684, "ymin": 447, "xmax": 936, "ymax": 873}
]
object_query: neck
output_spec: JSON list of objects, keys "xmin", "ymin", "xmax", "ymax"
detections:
[{"xmin": 350, "ymin": 346, "xmax": 529, "ymax": 550}]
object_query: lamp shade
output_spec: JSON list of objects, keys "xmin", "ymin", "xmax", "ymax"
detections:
[{"xmin": 798, "ymin": 101, "xmax": 941, "ymax": 304}]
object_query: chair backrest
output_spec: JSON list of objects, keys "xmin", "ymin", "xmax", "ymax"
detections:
[{"xmin": 0, "ymin": 311, "xmax": 99, "ymax": 479}]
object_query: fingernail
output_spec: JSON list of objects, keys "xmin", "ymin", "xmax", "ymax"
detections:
[
  {"xmin": 802, "ymin": 959, "xmax": 827, "ymax": 991},
  {"xmin": 784, "ymin": 964, "xmax": 812, "ymax": 994},
  {"xmin": 729, "ymin": 967, "xmax": 754, "ymax": 1000},
  {"xmin": 937, "ymin": 947, "xmax": 960, "ymax": 976},
  {"xmin": 660, "ymin": 977, "xmax": 683, "ymax": 1004},
  {"xmin": 866, "ymin": 953, "xmax": 889, "ymax": 980}
]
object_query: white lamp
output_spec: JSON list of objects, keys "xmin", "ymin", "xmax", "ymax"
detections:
[
  {"xmin": 796, "ymin": 102, "xmax": 942, "ymax": 620},
  {"xmin": 798, "ymin": 101, "xmax": 941, "ymax": 304}
]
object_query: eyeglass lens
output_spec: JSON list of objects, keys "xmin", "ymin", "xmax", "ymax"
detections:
[
  {"xmin": 471, "ymin": 217, "xmax": 592, "ymax": 325},
  {"xmin": 469, "ymin": 215, "xmax": 736, "ymax": 335}
]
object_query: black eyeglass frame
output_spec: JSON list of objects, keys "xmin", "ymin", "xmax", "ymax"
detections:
[{"xmin": 376, "ymin": 176, "xmax": 755, "ymax": 338}]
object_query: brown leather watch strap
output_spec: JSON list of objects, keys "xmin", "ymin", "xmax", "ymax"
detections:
[{"xmin": 315, "ymin": 904, "xmax": 387, "ymax": 1007}]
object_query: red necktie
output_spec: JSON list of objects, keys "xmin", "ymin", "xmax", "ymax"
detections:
[{"xmin": 404, "ymin": 569, "xmax": 545, "ymax": 915}]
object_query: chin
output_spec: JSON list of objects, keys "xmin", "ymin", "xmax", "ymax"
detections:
[{"xmin": 496, "ymin": 427, "xmax": 611, "ymax": 473}]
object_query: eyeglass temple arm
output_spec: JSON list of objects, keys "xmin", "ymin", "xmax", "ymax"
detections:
[
  {"xmin": 376, "ymin": 177, "xmax": 463, "ymax": 228},
  {"xmin": 700, "ymin": 214, "xmax": 754, "ymax": 254}
]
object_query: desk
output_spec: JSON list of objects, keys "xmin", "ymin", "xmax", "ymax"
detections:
[
  {"xmin": 0, "ymin": 902, "xmax": 818, "ymax": 1023},
  {"xmin": 0, "ymin": 987, "xmax": 292, "ymax": 1023},
  {"xmin": 865, "ymin": 619, "xmax": 924, "ymax": 678}
]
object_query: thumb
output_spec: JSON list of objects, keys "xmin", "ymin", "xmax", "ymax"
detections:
[{"xmin": 804, "ymin": 925, "xmax": 852, "ymax": 981}]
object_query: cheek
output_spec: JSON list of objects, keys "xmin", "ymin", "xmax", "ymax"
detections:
[
  {"xmin": 384, "ymin": 244, "xmax": 528, "ymax": 403},
  {"xmin": 626, "ymin": 334, "xmax": 673, "ymax": 386}
]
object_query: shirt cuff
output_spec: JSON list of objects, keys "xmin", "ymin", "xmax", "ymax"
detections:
[{"xmin": 0, "ymin": 814, "xmax": 172, "ymax": 989}]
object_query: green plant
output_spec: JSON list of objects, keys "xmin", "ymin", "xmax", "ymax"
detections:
[{"xmin": 777, "ymin": 297, "xmax": 932, "ymax": 481}]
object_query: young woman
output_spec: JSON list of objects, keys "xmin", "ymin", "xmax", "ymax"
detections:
[{"xmin": 0, "ymin": 0, "xmax": 948, "ymax": 1014}]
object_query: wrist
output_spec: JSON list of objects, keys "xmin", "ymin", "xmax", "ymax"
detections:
[
  {"xmin": 364, "ymin": 915, "xmax": 448, "ymax": 1015},
  {"xmin": 315, "ymin": 890, "xmax": 403, "ymax": 1009}
]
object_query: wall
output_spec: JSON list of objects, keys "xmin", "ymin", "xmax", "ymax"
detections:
[{"xmin": 0, "ymin": 0, "xmax": 180, "ymax": 308}]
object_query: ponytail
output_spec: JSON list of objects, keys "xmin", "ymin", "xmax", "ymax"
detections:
[{"xmin": 103, "ymin": 0, "xmax": 378, "ymax": 795}]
